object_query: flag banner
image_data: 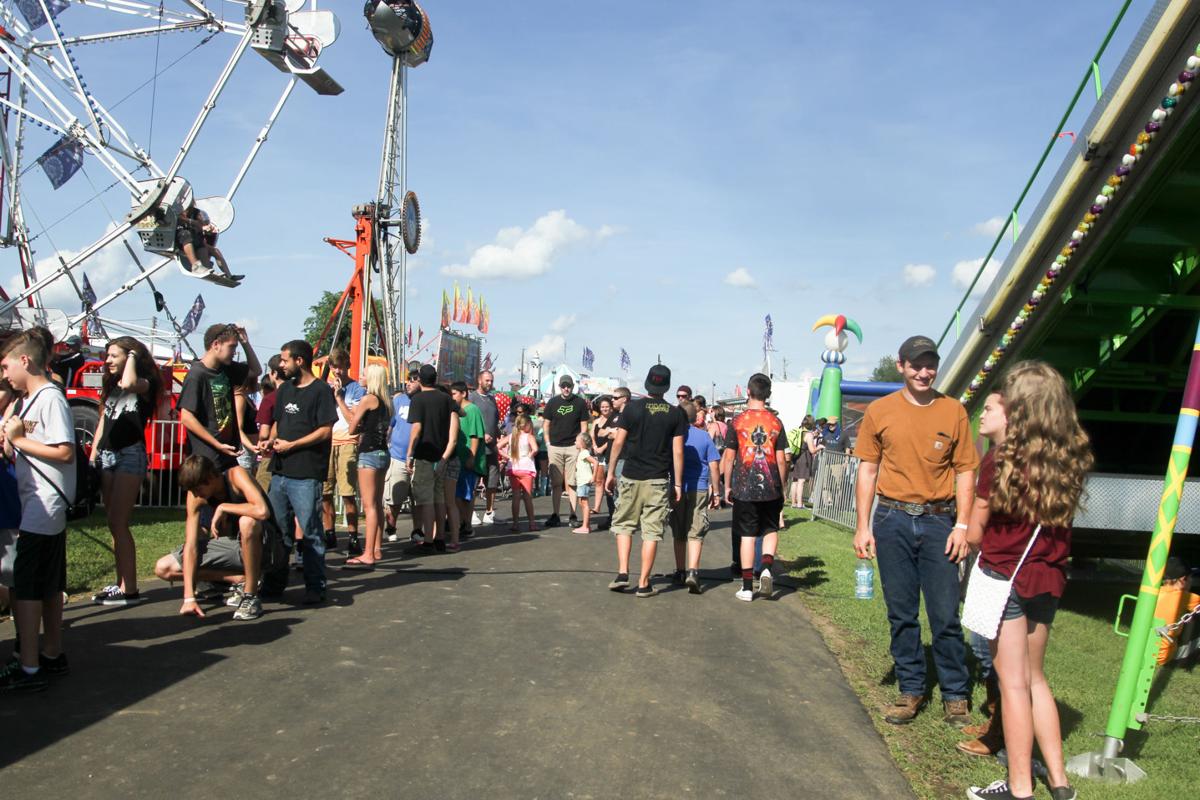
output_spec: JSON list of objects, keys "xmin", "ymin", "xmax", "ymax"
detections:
[
  {"xmin": 482, "ymin": 352, "xmax": 494, "ymax": 372},
  {"xmin": 406, "ymin": 325, "xmax": 413, "ymax": 347},
  {"xmin": 418, "ymin": 326, "xmax": 424, "ymax": 344},
  {"xmin": 37, "ymin": 135, "xmax": 84, "ymax": 189},
  {"xmin": 87, "ymin": 312, "xmax": 107, "ymax": 340},
  {"xmin": 480, "ymin": 306, "xmax": 490, "ymax": 335},
  {"xmin": 81, "ymin": 272, "xmax": 97, "ymax": 309},
  {"xmin": 473, "ymin": 294, "xmax": 484, "ymax": 328},
  {"xmin": 179, "ymin": 294, "xmax": 205, "ymax": 337},
  {"xmin": 619, "ymin": 348, "xmax": 631, "ymax": 371},
  {"xmin": 16, "ymin": 0, "xmax": 69, "ymax": 30},
  {"xmin": 763, "ymin": 313, "xmax": 775, "ymax": 350},
  {"xmin": 582, "ymin": 347, "xmax": 594, "ymax": 371},
  {"xmin": 441, "ymin": 291, "xmax": 450, "ymax": 329},
  {"xmin": 453, "ymin": 283, "xmax": 463, "ymax": 323},
  {"xmin": 465, "ymin": 287, "xmax": 474, "ymax": 325}
]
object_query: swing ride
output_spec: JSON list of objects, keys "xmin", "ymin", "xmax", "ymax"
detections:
[{"xmin": 0, "ymin": 0, "xmax": 344, "ymax": 346}]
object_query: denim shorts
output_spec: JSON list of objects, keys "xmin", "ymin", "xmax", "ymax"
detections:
[
  {"xmin": 98, "ymin": 443, "xmax": 147, "ymax": 475},
  {"xmin": 357, "ymin": 449, "xmax": 390, "ymax": 470},
  {"xmin": 982, "ymin": 567, "xmax": 1060, "ymax": 624}
]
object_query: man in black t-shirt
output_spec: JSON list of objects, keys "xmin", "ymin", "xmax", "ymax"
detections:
[
  {"xmin": 263, "ymin": 339, "xmax": 337, "ymax": 604},
  {"xmin": 405, "ymin": 364, "xmax": 460, "ymax": 551},
  {"xmin": 604, "ymin": 365, "xmax": 687, "ymax": 597},
  {"xmin": 179, "ymin": 323, "xmax": 261, "ymax": 478},
  {"xmin": 540, "ymin": 375, "xmax": 590, "ymax": 528}
]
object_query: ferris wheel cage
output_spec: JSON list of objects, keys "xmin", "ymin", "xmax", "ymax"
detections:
[{"xmin": 0, "ymin": 0, "xmax": 343, "ymax": 334}]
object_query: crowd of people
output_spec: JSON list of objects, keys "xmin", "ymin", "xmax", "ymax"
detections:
[{"xmin": 9, "ymin": 320, "xmax": 1195, "ymax": 800}]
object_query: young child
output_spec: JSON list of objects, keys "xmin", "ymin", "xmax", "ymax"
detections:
[
  {"xmin": 572, "ymin": 433, "xmax": 597, "ymax": 534},
  {"xmin": 965, "ymin": 362, "xmax": 1091, "ymax": 800},
  {"xmin": 1156, "ymin": 557, "xmax": 1199, "ymax": 666},
  {"xmin": 502, "ymin": 414, "xmax": 539, "ymax": 532},
  {"xmin": 0, "ymin": 330, "xmax": 75, "ymax": 692}
]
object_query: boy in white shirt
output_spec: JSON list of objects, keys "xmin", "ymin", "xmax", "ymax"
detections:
[{"xmin": 1, "ymin": 330, "xmax": 75, "ymax": 692}]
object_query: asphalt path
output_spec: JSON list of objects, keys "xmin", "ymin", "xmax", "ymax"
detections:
[{"xmin": 0, "ymin": 497, "xmax": 912, "ymax": 799}]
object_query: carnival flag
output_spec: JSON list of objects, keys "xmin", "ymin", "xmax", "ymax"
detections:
[
  {"xmin": 464, "ymin": 287, "xmax": 475, "ymax": 325},
  {"xmin": 406, "ymin": 325, "xmax": 413, "ymax": 347},
  {"xmin": 418, "ymin": 326, "xmax": 424, "ymax": 345},
  {"xmin": 179, "ymin": 294, "xmax": 206, "ymax": 337},
  {"xmin": 582, "ymin": 347, "xmax": 595, "ymax": 372},
  {"xmin": 441, "ymin": 291, "xmax": 450, "ymax": 329},
  {"xmin": 16, "ymin": 0, "xmax": 69, "ymax": 31},
  {"xmin": 763, "ymin": 314, "xmax": 775, "ymax": 351},
  {"xmin": 473, "ymin": 294, "xmax": 484, "ymax": 328},
  {"xmin": 453, "ymin": 283, "xmax": 463, "ymax": 323},
  {"xmin": 81, "ymin": 272, "xmax": 97, "ymax": 310},
  {"xmin": 37, "ymin": 135, "xmax": 84, "ymax": 190},
  {"xmin": 619, "ymin": 348, "xmax": 631, "ymax": 372},
  {"xmin": 480, "ymin": 305, "xmax": 490, "ymax": 335}
]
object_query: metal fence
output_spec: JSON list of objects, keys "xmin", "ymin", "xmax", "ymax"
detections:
[
  {"xmin": 810, "ymin": 450, "xmax": 861, "ymax": 530},
  {"xmin": 137, "ymin": 419, "xmax": 188, "ymax": 508}
]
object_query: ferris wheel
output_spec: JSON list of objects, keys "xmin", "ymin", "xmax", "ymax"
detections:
[{"xmin": 0, "ymin": 0, "xmax": 343, "ymax": 349}]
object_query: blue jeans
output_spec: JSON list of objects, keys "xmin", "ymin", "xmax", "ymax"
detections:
[
  {"xmin": 873, "ymin": 506, "xmax": 968, "ymax": 700},
  {"xmin": 269, "ymin": 475, "xmax": 325, "ymax": 593}
]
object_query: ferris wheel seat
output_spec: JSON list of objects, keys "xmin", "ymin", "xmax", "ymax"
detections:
[
  {"xmin": 193, "ymin": 197, "xmax": 235, "ymax": 234},
  {"xmin": 130, "ymin": 177, "xmax": 194, "ymax": 255},
  {"xmin": 177, "ymin": 258, "xmax": 240, "ymax": 288},
  {"xmin": 248, "ymin": 2, "xmax": 344, "ymax": 95}
]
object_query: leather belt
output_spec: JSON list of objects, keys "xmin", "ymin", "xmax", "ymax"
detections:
[{"xmin": 877, "ymin": 496, "xmax": 956, "ymax": 517}]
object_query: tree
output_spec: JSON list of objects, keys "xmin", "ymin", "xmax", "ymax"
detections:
[
  {"xmin": 302, "ymin": 289, "xmax": 385, "ymax": 355},
  {"xmin": 870, "ymin": 355, "xmax": 902, "ymax": 382}
]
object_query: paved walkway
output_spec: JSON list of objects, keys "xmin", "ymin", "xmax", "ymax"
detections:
[{"xmin": 0, "ymin": 498, "xmax": 912, "ymax": 798}]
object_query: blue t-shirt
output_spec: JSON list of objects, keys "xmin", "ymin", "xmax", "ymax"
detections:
[
  {"xmin": 388, "ymin": 392, "xmax": 413, "ymax": 460},
  {"xmin": 681, "ymin": 426, "xmax": 720, "ymax": 492}
]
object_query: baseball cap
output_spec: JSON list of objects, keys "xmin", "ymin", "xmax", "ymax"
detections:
[
  {"xmin": 644, "ymin": 364, "xmax": 671, "ymax": 394},
  {"xmin": 65, "ymin": 335, "xmax": 82, "ymax": 347},
  {"xmin": 418, "ymin": 364, "xmax": 438, "ymax": 385},
  {"xmin": 898, "ymin": 335, "xmax": 939, "ymax": 364},
  {"xmin": 559, "ymin": 374, "xmax": 574, "ymax": 388}
]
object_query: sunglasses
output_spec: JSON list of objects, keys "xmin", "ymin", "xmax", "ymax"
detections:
[{"xmin": 677, "ymin": 394, "xmax": 690, "ymax": 399}]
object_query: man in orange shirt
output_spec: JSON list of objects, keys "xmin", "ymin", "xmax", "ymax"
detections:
[{"xmin": 854, "ymin": 335, "xmax": 978, "ymax": 727}]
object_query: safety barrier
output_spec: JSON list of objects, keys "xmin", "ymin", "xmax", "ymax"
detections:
[
  {"xmin": 137, "ymin": 419, "xmax": 187, "ymax": 508},
  {"xmin": 809, "ymin": 450, "xmax": 861, "ymax": 530}
]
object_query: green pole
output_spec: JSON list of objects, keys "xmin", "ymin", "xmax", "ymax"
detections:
[{"xmin": 1099, "ymin": 317, "xmax": 1200, "ymax": 758}]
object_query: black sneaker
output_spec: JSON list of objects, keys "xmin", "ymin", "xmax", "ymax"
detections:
[
  {"xmin": 410, "ymin": 529, "xmax": 426, "ymax": 544},
  {"xmin": 569, "ymin": 514, "xmax": 579, "ymax": 527},
  {"xmin": 544, "ymin": 515, "xmax": 561, "ymax": 529},
  {"xmin": 635, "ymin": 584, "xmax": 659, "ymax": 599},
  {"xmin": 1049, "ymin": 787, "xmax": 1077, "ymax": 800},
  {"xmin": 670, "ymin": 569, "xmax": 686, "ymax": 586},
  {"xmin": 607, "ymin": 573, "xmax": 630, "ymax": 591},
  {"xmin": 347, "ymin": 534, "xmax": 363, "ymax": 557},
  {"xmin": 324, "ymin": 530, "xmax": 338, "ymax": 549},
  {"xmin": 39, "ymin": 652, "xmax": 69, "ymax": 676},
  {"xmin": 729, "ymin": 563, "xmax": 740, "ymax": 581},
  {"xmin": 0, "ymin": 659, "xmax": 48, "ymax": 692},
  {"xmin": 301, "ymin": 588, "xmax": 326, "ymax": 606},
  {"xmin": 92, "ymin": 585, "xmax": 144, "ymax": 606},
  {"xmin": 433, "ymin": 538, "xmax": 447, "ymax": 553},
  {"xmin": 967, "ymin": 780, "xmax": 1033, "ymax": 800},
  {"xmin": 685, "ymin": 570, "xmax": 702, "ymax": 594}
]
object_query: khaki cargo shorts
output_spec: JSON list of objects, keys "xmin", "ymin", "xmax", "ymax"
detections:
[
  {"xmin": 384, "ymin": 458, "xmax": 411, "ymax": 508},
  {"xmin": 548, "ymin": 444, "xmax": 579, "ymax": 488},
  {"xmin": 610, "ymin": 477, "xmax": 671, "ymax": 542},
  {"xmin": 323, "ymin": 442, "xmax": 358, "ymax": 498},
  {"xmin": 411, "ymin": 459, "xmax": 446, "ymax": 507},
  {"xmin": 669, "ymin": 488, "xmax": 711, "ymax": 542}
]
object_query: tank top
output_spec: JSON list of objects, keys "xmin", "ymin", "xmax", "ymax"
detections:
[
  {"xmin": 358, "ymin": 402, "xmax": 390, "ymax": 452},
  {"xmin": 511, "ymin": 433, "xmax": 536, "ymax": 473}
]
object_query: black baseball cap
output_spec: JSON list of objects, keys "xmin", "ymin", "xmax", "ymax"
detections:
[
  {"xmin": 898, "ymin": 335, "xmax": 940, "ymax": 363},
  {"xmin": 645, "ymin": 364, "xmax": 671, "ymax": 394},
  {"xmin": 419, "ymin": 364, "xmax": 438, "ymax": 385},
  {"xmin": 559, "ymin": 374, "xmax": 574, "ymax": 388}
]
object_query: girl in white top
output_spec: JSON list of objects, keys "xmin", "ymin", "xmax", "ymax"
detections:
[{"xmin": 500, "ymin": 414, "xmax": 538, "ymax": 532}]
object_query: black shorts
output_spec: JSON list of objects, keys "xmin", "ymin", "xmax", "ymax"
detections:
[
  {"xmin": 13, "ymin": 530, "xmax": 67, "ymax": 601},
  {"xmin": 731, "ymin": 498, "xmax": 784, "ymax": 539},
  {"xmin": 485, "ymin": 451, "xmax": 501, "ymax": 490}
]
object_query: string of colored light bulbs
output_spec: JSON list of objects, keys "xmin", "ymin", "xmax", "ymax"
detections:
[{"xmin": 961, "ymin": 43, "xmax": 1200, "ymax": 404}]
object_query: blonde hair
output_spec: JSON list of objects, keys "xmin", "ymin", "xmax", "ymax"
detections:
[
  {"xmin": 510, "ymin": 414, "xmax": 532, "ymax": 462},
  {"xmin": 989, "ymin": 360, "xmax": 1093, "ymax": 527},
  {"xmin": 364, "ymin": 364, "xmax": 393, "ymax": 416}
]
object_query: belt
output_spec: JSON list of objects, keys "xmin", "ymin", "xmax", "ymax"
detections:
[{"xmin": 877, "ymin": 496, "xmax": 956, "ymax": 516}]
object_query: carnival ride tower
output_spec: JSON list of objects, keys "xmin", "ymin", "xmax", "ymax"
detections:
[{"xmin": 321, "ymin": 1, "xmax": 429, "ymax": 382}]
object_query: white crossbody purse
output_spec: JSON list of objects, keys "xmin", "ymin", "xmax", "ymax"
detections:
[{"xmin": 961, "ymin": 525, "xmax": 1042, "ymax": 640}]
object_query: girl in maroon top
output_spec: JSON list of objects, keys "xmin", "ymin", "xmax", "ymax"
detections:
[{"xmin": 965, "ymin": 361, "xmax": 1093, "ymax": 800}]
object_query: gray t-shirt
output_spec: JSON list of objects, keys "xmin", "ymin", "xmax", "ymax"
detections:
[
  {"xmin": 469, "ymin": 390, "xmax": 500, "ymax": 451},
  {"xmin": 14, "ymin": 384, "xmax": 76, "ymax": 534}
]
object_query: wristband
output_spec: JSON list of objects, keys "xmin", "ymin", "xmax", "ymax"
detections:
[
  {"xmin": 183, "ymin": 597, "xmax": 196, "ymax": 602},
  {"xmin": 954, "ymin": 522, "xmax": 968, "ymax": 530}
]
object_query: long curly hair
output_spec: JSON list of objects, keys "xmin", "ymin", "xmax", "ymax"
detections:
[
  {"xmin": 102, "ymin": 336, "xmax": 163, "ymax": 413},
  {"xmin": 989, "ymin": 360, "xmax": 1093, "ymax": 527}
]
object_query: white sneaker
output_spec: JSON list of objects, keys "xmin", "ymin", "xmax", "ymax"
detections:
[
  {"xmin": 387, "ymin": 532, "xmax": 398, "ymax": 542},
  {"xmin": 471, "ymin": 512, "xmax": 482, "ymax": 526},
  {"xmin": 758, "ymin": 567, "xmax": 773, "ymax": 598},
  {"xmin": 482, "ymin": 511, "xmax": 495, "ymax": 525},
  {"xmin": 735, "ymin": 589, "xmax": 754, "ymax": 602}
]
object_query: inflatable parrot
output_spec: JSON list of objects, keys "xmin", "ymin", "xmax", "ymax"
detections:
[{"xmin": 812, "ymin": 314, "xmax": 863, "ymax": 419}]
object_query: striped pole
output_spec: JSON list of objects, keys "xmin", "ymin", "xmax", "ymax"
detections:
[{"xmin": 1100, "ymin": 316, "xmax": 1200, "ymax": 757}]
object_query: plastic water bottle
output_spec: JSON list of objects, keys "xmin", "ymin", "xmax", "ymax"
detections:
[{"xmin": 855, "ymin": 559, "xmax": 874, "ymax": 600}]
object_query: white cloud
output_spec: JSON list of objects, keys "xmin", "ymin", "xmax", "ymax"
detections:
[
  {"xmin": 440, "ymin": 210, "xmax": 606, "ymax": 281},
  {"xmin": 902, "ymin": 263, "xmax": 936, "ymax": 287},
  {"xmin": 971, "ymin": 216, "xmax": 1005, "ymax": 238},
  {"xmin": 724, "ymin": 267, "xmax": 756, "ymax": 288},
  {"xmin": 952, "ymin": 257, "xmax": 1001, "ymax": 296},
  {"xmin": 526, "ymin": 333, "xmax": 566, "ymax": 364},
  {"xmin": 4, "ymin": 223, "xmax": 142, "ymax": 313},
  {"xmin": 549, "ymin": 314, "xmax": 576, "ymax": 333}
]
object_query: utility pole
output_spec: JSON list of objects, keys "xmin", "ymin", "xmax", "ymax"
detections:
[{"xmin": 519, "ymin": 347, "xmax": 525, "ymax": 386}]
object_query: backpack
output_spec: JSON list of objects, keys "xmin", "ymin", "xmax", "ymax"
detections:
[{"xmin": 14, "ymin": 387, "xmax": 98, "ymax": 522}]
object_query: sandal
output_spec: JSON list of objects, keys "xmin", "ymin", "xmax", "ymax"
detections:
[{"xmin": 342, "ymin": 558, "xmax": 375, "ymax": 570}]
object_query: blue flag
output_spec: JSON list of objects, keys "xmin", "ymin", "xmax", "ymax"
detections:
[
  {"xmin": 81, "ymin": 272, "xmax": 97, "ymax": 309},
  {"xmin": 15, "ymin": 0, "xmax": 69, "ymax": 30},
  {"xmin": 36, "ymin": 135, "xmax": 84, "ymax": 189},
  {"xmin": 179, "ymin": 294, "xmax": 205, "ymax": 337},
  {"xmin": 619, "ymin": 348, "xmax": 631, "ymax": 371}
]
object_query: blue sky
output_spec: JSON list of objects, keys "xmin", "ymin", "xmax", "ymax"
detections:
[{"xmin": 3, "ymin": 0, "xmax": 1157, "ymax": 395}]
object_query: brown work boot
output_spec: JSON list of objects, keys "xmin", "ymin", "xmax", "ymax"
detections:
[
  {"xmin": 883, "ymin": 694, "xmax": 926, "ymax": 725},
  {"xmin": 961, "ymin": 721, "xmax": 990, "ymax": 737},
  {"xmin": 943, "ymin": 698, "xmax": 971, "ymax": 728},
  {"xmin": 955, "ymin": 736, "xmax": 1000, "ymax": 757}
]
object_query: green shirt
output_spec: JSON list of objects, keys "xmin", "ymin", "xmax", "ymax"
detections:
[{"xmin": 456, "ymin": 401, "xmax": 487, "ymax": 475}]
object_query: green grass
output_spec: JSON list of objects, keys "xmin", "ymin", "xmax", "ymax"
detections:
[
  {"xmin": 778, "ymin": 510, "xmax": 1200, "ymax": 800},
  {"xmin": 62, "ymin": 508, "xmax": 186, "ymax": 595}
]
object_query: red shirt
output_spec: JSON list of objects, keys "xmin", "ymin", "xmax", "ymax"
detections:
[
  {"xmin": 977, "ymin": 450, "xmax": 1071, "ymax": 599},
  {"xmin": 255, "ymin": 390, "xmax": 277, "ymax": 428}
]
